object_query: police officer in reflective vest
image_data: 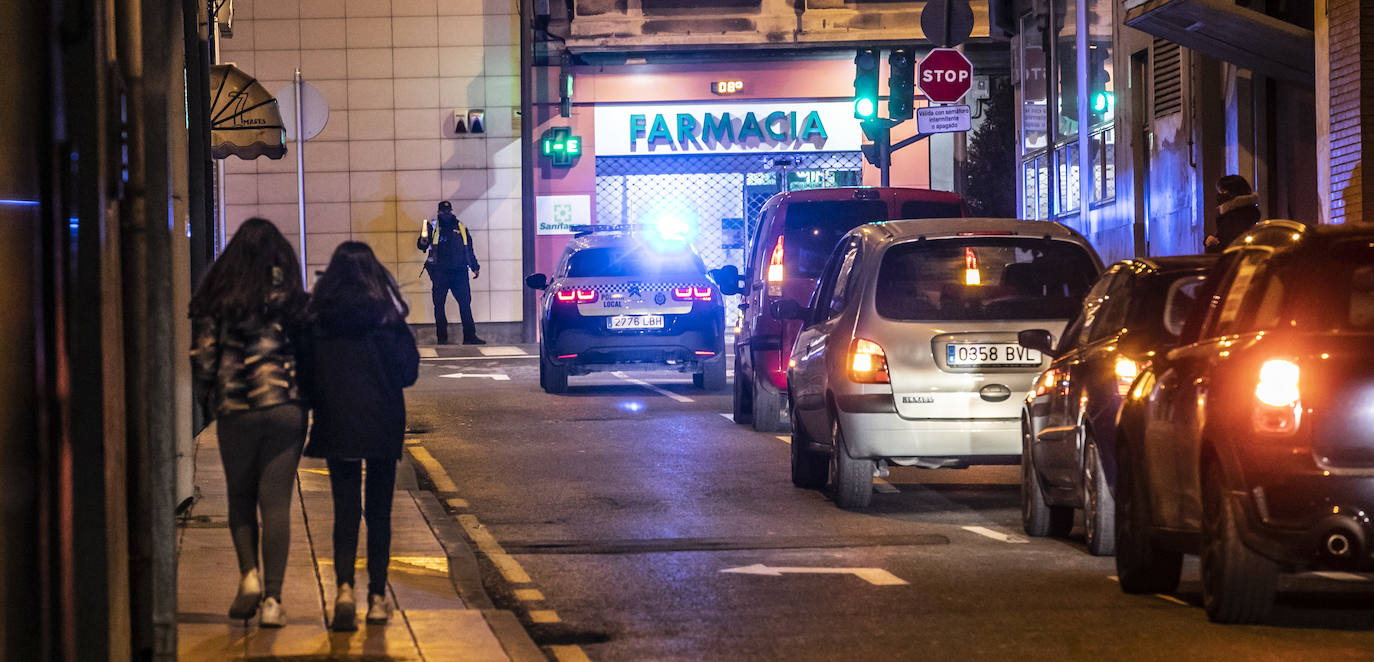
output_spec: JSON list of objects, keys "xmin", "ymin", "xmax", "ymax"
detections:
[{"xmin": 417, "ymin": 200, "xmax": 485, "ymax": 344}]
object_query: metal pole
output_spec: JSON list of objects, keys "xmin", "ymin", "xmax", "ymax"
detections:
[
  {"xmin": 212, "ymin": 2, "xmax": 227, "ymax": 252},
  {"xmin": 519, "ymin": 0, "xmax": 537, "ymax": 342},
  {"xmin": 293, "ymin": 69, "xmax": 307, "ymax": 282},
  {"xmin": 879, "ymin": 129, "xmax": 892, "ymax": 187}
]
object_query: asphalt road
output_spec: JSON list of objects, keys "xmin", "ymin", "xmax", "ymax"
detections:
[{"xmin": 406, "ymin": 345, "xmax": 1374, "ymax": 662}]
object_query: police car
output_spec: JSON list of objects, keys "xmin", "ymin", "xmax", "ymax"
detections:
[{"xmin": 524, "ymin": 226, "xmax": 727, "ymax": 394}]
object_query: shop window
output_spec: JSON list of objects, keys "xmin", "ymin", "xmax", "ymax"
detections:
[
  {"xmin": 1054, "ymin": 0, "xmax": 1078, "ymax": 140},
  {"xmin": 1023, "ymin": 154, "xmax": 1050, "ymax": 220},
  {"xmin": 1086, "ymin": 0, "xmax": 1114, "ymax": 129},
  {"xmin": 1055, "ymin": 142, "xmax": 1080, "ymax": 215},
  {"xmin": 1020, "ymin": 13, "xmax": 1048, "ymax": 152},
  {"xmin": 1091, "ymin": 128, "xmax": 1115, "ymax": 204}
]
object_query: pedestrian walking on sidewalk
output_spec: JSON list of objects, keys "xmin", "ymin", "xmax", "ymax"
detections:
[
  {"xmin": 300, "ymin": 241, "xmax": 420, "ymax": 631},
  {"xmin": 189, "ymin": 218, "xmax": 310, "ymax": 628},
  {"xmin": 416, "ymin": 200, "xmax": 486, "ymax": 345}
]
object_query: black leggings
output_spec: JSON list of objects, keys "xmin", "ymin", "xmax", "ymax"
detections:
[
  {"xmin": 326, "ymin": 458, "xmax": 398, "ymax": 597},
  {"xmin": 216, "ymin": 403, "xmax": 307, "ymax": 601}
]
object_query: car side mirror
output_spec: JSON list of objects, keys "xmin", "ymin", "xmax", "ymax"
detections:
[
  {"xmin": 524, "ymin": 273, "xmax": 548, "ymax": 290},
  {"xmin": 1018, "ymin": 329, "xmax": 1057, "ymax": 358},
  {"xmin": 770, "ymin": 299, "xmax": 807, "ymax": 321},
  {"xmin": 708, "ymin": 265, "xmax": 744, "ymax": 296}
]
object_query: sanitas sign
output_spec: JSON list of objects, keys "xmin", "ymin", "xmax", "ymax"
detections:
[{"xmin": 594, "ymin": 101, "xmax": 862, "ymax": 156}]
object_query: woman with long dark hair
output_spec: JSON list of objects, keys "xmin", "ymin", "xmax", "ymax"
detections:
[
  {"xmin": 301, "ymin": 241, "xmax": 419, "ymax": 630},
  {"xmin": 189, "ymin": 218, "xmax": 309, "ymax": 627}
]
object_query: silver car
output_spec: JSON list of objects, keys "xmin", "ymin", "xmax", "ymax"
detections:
[{"xmin": 776, "ymin": 218, "xmax": 1104, "ymax": 509}]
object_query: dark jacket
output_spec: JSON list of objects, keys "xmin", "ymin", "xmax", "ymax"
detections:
[
  {"xmin": 301, "ymin": 312, "xmax": 419, "ymax": 460},
  {"xmin": 417, "ymin": 211, "xmax": 480, "ymax": 274},
  {"xmin": 1209, "ymin": 193, "xmax": 1262, "ymax": 253},
  {"xmin": 190, "ymin": 288, "xmax": 306, "ymax": 420}
]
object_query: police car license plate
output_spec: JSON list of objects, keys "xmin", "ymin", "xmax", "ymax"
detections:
[
  {"xmin": 607, "ymin": 315, "xmax": 664, "ymax": 330},
  {"xmin": 946, "ymin": 343, "xmax": 1041, "ymax": 367}
]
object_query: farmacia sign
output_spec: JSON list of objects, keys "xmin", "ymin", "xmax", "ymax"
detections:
[{"xmin": 594, "ymin": 101, "xmax": 862, "ymax": 156}]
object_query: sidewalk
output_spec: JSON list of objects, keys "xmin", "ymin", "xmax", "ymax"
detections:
[{"xmin": 177, "ymin": 426, "xmax": 539, "ymax": 661}]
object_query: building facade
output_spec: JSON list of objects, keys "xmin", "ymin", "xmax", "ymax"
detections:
[
  {"xmin": 217, "ymin": 0, "xmax": 527, "ymax": 337},
  {"xmin": 1009, "ymin": 0, "xmax": 1324, "ymax": 262}
]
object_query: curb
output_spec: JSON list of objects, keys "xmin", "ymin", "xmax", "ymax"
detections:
[{"xmin": 405, "ymin": 449, "xmax": 546, "ymax": 662}]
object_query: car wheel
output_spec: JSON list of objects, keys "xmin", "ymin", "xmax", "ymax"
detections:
[
  {"xmin": 1114, "ymin": 438, "xmax": 1183, "ymax": 594},
  {"xmin": 751, "ymin": 371, "xmax": 788, "ymax": 433},
  {"xmin": 1201, "ymin": 461, "xmax": 1277, "ymax": 624},
  {"xmin": 790, "ymin": 398, "xmax": 828, "ymax": 490},
  {"xmin": 697, "ymin": 356, "xmax": 727, "ymax": 391},
  {"xmin": 541, "ymin": 351, "xmax": 568, "ymax": 394},
  {"xmin": 1021, "ymin": 420, "xmax": 1073, "ymax": 538},
  {"xmin": 828, "ymin": 415, "xmax": 873, "ymax": 510},
  {"xmin": 1083, "ymin": 435, "xmax": 1116, "ymax": 556},
  {"xmin": 732, "ymin": 356, "xmax": 753, "ymax": 424}
]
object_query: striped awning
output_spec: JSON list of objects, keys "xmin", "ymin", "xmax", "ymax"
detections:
[{"xmin": 209, "ymin": 64, "xmax": 286, "ymax": 160}]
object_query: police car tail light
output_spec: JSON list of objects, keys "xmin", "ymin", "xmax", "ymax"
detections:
[
  {"xmin": 1254, "ymin": 359, "xmax": 1301, "ymax": 435},
  {"xmin": 849, "ymin": 338, "xmax": 890, "ymax": 384},
  {"xmin": 671, "ymin": 286, "xmax": 713, "ymax": 302},
  {"xmin": 767, "ymin": 236, "xmax": 785, "ymax": 284},
  {"xmin": 555, "ymin": 288, "xmax": 598, "ymax": 303}
]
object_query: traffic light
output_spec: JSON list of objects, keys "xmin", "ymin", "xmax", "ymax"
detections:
[
  {"xmin": 1088, "ymin": 46, "xmax": 1113, "ymax": 123},
  {"xmin": 559, "ymin": 53, "xmax": 573, "ymax": 118},
  {"xmin": 853, "ymin": 48, "xmax": 880, "ymax": 120},
  {"xmin": 888, "ymin": 47, "xmax": 915, "ymax": 120}
]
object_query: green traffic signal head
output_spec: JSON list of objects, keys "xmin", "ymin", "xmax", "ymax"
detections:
[{"xmin": 854, "ymin": 97, "xmax": 877, "ymax": 119}]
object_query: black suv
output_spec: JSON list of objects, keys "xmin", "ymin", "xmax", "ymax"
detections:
[{"xmin": 1115, "ymin": 220, "xmax": 1374, "ymax": 622}]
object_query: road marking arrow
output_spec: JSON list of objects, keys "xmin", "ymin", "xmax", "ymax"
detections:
[
  {"xmin": 439, "ymin": 372, "xmax": 510, "ymax": 380},
  {"xmin": 720, "ymin": 564, "xmax": 908, "ymax": 586},
  {"xmin": 962, "ymin": 526, "xmax": 1028, "ymax": 544}
]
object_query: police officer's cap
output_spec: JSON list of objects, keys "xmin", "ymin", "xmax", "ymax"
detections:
[{"xmin": 437, "ymin": 200, "xmax": 453, "ymax": 212}]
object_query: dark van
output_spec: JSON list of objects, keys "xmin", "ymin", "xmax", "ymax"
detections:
[{"xmin": 712, "ymin": 187, "xmax": 965, "ymax": 432}]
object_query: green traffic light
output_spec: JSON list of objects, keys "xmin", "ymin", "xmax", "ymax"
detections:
[
  {"xmin": 1092, "ymin": 92, "xmax": 1115, "ymax": 113},
  {"xmin": 854, "ymin": 97, "xmax": 876, "ymax": 119}
]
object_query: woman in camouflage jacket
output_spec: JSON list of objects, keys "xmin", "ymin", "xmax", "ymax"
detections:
[{"xmin": 189, "ymin": 218, "xmax": 309, "ymax": 628}]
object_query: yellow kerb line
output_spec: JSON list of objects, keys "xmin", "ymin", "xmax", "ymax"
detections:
[
  {"xmin": 457, "ymin": 514, "xmax": 532, "ymax": 584},
  {"xmin": 551, "ymin": 645, "xmax": 592, "ymax": 662},
  {"xmin": 408, "ymin": 445, "xmax": 459, "ymax": 493},
  {"xmin": 514, "ymin": 588, "xmax": 545, "ymax": 601},
  {"xmin": 529, "ymin": 609, "xmax": 561, "ymax": 623}
]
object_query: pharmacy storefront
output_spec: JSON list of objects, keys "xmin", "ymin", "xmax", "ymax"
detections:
[{"xmin": 531, "ymin": 58, "xmax": 934, "ymax": 287}]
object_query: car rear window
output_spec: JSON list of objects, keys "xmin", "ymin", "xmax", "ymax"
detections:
[
  {"xmin": 1297, "ymin": 240, "xmax": 1374, "ymax": 331},
  {"xmin": 782, "ymin": 200, "xmax": 888, "ymax": 279},
  {"xmin": 899, "ymin": 200, "xmax": 963, "ymax": 219},
  {"xmin": 875, "ymin": 238, "xmax": 1099, "ymax": 321},
  {"xmin": 566, "ymin": 245, "xmax": 704, "ymax": 278}
]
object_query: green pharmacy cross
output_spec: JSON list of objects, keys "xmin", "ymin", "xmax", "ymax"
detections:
[{"xmin": 540, "ymin": 127, "xmax": 582, "ymax": 167}]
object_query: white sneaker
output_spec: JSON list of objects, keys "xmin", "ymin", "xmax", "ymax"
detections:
[
  {"xmin": 365, "ymin": 594, "xmax": 392, "ymax": 625},
  {"xmin": 259, "ymin": 597, "xmax": 286, "ymax": 628},
  {"xmin": 332, "ymin": 583, "xmax": 357, "ymax": 632},
  {"xmin": 228, "ymin": 569, "xmax": 261, "ymax": 620}
]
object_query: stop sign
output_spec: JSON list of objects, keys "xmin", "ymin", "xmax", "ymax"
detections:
[{"xmin": 918, "ymin": 48, "xmax": 974, "ymax": 104}]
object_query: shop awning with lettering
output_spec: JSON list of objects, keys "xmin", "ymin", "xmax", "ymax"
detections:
[
  {"xmin": 209, "ymin": 64, "xmax": 286, "ymax": 160},
  {"xmin": 1124, "ymin": 0, "xmax": 1313, "ymax": 85}
]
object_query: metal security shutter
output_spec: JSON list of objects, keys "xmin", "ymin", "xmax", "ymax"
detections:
[
  {"xmin": 594, "ymin": 151, "xmax": 862, "ymax": 326},
  {"xmin": 1152, "ymin": 39, "xmax": 1183, "ymax": 118}
]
